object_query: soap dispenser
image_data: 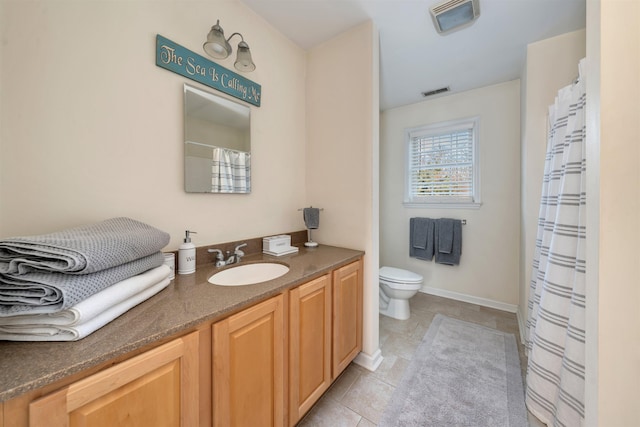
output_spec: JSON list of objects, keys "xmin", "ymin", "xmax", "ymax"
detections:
[{"xmin": 178, "ymin": 230, "xmax": 197, "ymax": 275}]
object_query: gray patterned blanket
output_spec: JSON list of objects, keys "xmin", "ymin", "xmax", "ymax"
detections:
[
  {"xmin": 0, "ymin": 217, "xmax": 170, "ymax": 275},
  {"xmin": 0, "ymin": 218, "xmax": 170, "ymax": 316}
]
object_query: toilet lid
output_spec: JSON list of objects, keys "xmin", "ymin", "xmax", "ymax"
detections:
[{"xmin": 379, "ymin": 266, "xmax": 423, "ymax": 284}]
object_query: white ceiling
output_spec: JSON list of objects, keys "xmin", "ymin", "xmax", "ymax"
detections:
[{"xmin": 240, "ymin": 0, "xmax": 586, "ymax": 110}]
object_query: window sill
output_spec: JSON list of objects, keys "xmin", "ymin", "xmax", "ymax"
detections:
[{"xmin": 402, "ymin": 201, "xmax": 482, "ymax": 209}]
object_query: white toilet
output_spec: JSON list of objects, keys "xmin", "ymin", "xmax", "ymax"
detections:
[{"xmin": 379, "ymin": 266, "xmax": 424, "ymax": 320}]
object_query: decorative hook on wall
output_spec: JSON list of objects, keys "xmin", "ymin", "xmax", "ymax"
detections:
[{"xmin": 203, "ymin": 19, "xmax": 256, "ymax": 72}]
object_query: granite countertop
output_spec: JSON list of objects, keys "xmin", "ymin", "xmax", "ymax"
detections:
[{"xmin": 0, "ymin": 244, "xmax": 364, "ymax": 402}]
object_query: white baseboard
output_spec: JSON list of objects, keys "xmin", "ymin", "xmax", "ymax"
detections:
[
  {"xmin": 419, "ymin": 286, "xmax": 519, "ymax": 313},
  {"xmin": 516, "ymin": 308, "xmax": 527, "ymax": 345},
  {"xmin": 353, "ymin": 348, "xmax": 383, "ymax": 372}
]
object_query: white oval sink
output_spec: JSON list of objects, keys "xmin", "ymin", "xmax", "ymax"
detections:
[{"xmin": 208, "ymin": 262, "xmax": 290, "ymax": 286}]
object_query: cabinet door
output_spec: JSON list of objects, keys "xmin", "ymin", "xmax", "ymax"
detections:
[
  {"xmin": 213, "ymin": 294, "xmax": 284, "ymax": 427},
  {"xmin": 289, "ymin": 274, "xmax": 331, "ymax": 425},
  {"xmin": 332, "ymin": 259, "xmax": 363, "ymax": 379},
  {"xmin": 29, "ymin": 331, "xmax": 199, "ymax": 427}
]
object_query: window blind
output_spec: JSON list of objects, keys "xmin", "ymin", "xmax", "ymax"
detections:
[{"xmin": 408, "ymin": 126, "xmax": 474, "ymax": 201}]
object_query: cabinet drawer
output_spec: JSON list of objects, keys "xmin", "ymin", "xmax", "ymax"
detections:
[{"xmin": 28, "ymin": 332, "xmax": 199, "ymax": 427}]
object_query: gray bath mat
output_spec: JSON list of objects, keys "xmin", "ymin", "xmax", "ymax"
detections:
[{"xmin": 379, "ymin": 314, "xmax": 527, "ymax": 427}]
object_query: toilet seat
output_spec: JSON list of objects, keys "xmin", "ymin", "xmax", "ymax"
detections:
[
  {"xmin": 379, "ymin": 266, "xmax": 423, "ymax": 284},
  {"xmin": 380, "ymin": 280, "xmax": 422, "ymax": 292}
]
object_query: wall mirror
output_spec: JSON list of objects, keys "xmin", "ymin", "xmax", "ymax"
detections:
[{"xmin": 184, "ymin": 84, "xmax": 251, "ymax": 193}]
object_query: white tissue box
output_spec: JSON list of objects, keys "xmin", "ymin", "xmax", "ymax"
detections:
[{"xmin": 263, "ymin": 235, "xmax": 292, "ymax": 253}]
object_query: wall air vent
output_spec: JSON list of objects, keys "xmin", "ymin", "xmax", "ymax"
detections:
[
  {"xmin": 430, "ymin": 0, "xmax": 480, "ymax": 34},
  {"xmin": 422, "ymin": 87, "xmax": 450, "ymax": 97}
]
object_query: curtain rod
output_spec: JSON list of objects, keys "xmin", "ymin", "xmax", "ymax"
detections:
[{"xmin": 185, "ymin": 141, "xmax": 249, "ymax": 155}]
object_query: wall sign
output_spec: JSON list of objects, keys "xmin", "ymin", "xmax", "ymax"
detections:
[{"xmin": 156, "ymin": 34, "xmax": 261, "ymax": 107}]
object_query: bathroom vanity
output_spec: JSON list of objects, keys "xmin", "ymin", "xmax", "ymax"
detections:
[{"xmin": 0, "ymin": 244, "xmax": 363, "ymax": 427}]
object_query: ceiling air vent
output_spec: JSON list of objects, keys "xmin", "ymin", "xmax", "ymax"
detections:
[
  {"xmin": 430, "ymin": 0, "xmax": 480, "ymax": 34},
  {"xmin": 422, "ymin": 87, "xmax": 450, "ymax": 97}
]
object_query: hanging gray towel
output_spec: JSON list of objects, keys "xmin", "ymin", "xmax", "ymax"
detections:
[
  {"xmin": 303, "ymin": 207, "xmax": 320, "ymax": 229},
  {"xmin": 435, "ymin": 219, "xmax": 462, "ymax": 265},
  {"xmin": 410, "ymin": 218, "xmax": 435, "ymax": 261},
  {"xmin": 437, "ymin": 219, "xmax": 454, "ymax": 254},
  {"xmin": 412, "ymin": 218, "xmax": 432, "ymax": 249}
]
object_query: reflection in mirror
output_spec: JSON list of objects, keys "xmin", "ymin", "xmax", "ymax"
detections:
[{"xmin": 184, "ymin": 84, "xmax": 251, "ymax": 193}]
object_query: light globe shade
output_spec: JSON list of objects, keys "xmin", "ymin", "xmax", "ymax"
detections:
[
  {"xmin": 203, "ymin": 21, "xmax": 232, "ymax": 59},
  {"xmin": 234, "ymin": 41, "xmax": 256, "ymax": 72}
]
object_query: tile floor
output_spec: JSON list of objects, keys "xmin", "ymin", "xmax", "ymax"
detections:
[{"xmin": 297, "ymin": 292, "xmax": 546, "ymax": 426}]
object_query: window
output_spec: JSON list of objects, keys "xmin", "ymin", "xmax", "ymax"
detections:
[{"xmin": 404, "ymin": 117, "xmax": 480, "ymax": 208}]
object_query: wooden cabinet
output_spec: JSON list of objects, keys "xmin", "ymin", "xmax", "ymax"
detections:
[
  {"xmin": 288, "ymin": 274, "xmax": 332, "ymax": 425},
  {"xmin": 3, "ymin": 256, "xmax": 363, "ymax": 427},
  {"xmin": 332, "ymin": 259, "xmax": 363, "ymax": 379},
  {"xmin": 288, "ymin": 259, "xmax": 363, "ymax": 424},
  {"xmin": 212, "ymin": 294, "xmax": 285, "ymax": 427},
  {"xmin": 28, "ymin": 331, "xmax": 199, "ymax": 427}
]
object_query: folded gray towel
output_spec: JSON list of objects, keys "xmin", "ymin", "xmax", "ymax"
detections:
[
  {"xmin": 0, "ymin": 217, "xmax": 170, "ymax": 275},
  {"xmin": 435, "ymin": 219, "xmax": 462, "ymax": 265},
  {"xmin": 303, "ymin": 208, "xmax": 320, "ymax": 230},
  {"xmin": 0, "ymin": 252, "xmax": 165, "ymax": 316},
  {"xmin": 410, "ymin": 218, "xmax": 435, "ymax": 261}
]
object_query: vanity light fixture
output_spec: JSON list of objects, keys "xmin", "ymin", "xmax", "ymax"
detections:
[
  {"xmin": 203, "ymin": 19, "xmax": 256, "ymax": 72},
  {"xmin": 430, "ymin": 0, "xmax": 480, "ymax": 34}
]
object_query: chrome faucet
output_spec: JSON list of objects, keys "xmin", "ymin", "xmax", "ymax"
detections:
[
  {"xmin": 207, "ymin": 248, "xmax": 226, "ymax": 267},
  {"xmin": 230, "ymin": 243, "xmax": 247, "ymax": 264},
  {"xmin": 208, "ymin": 243, "xmax": 247, "ymax": 267}
]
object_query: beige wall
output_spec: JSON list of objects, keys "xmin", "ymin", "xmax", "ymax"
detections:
[
  {"xmin": 306, "ymin": 21, "xmax": 381, "ymax": 364},
  {"xmin": 0, "ymin": 1, "xmax": 307, "ymax": 250},
  {"xmin": 586, "ymin": 0, "xmax": 640, "ymax": 425},
  {"xmin": 1, "ymin": 1, "xmax": 381, "ymax": 366},
  {"xmin": 380, "ymin": 80, "xmax": 521, "ymax": 309},
  {"xmin": 519, "ymin": 30, "xmax": 586, "ymax": 329}
]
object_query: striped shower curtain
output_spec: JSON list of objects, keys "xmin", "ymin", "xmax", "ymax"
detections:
[
  {"xmin": 525, "ymin": 59, "xmax": 586, "ymax": 426},
  {"xmin": 212, "ymin": 147, "xmax": 251, "ymax": 193}
]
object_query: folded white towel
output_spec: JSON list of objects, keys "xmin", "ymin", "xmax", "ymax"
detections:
[
  {"xmin": 263, "ymin": 246, "xmax": 299, "ymax": 257},
  {"xmin": 0, "ymin": 266, "xmax": 171, "ymax": 341},
  {"xmin": 0, "ymin": 252, "xmax": 165, "ymax": 316},
  {"xmin": 0, "ymin": 265, "xmax": 170, "ymax": 326}
]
